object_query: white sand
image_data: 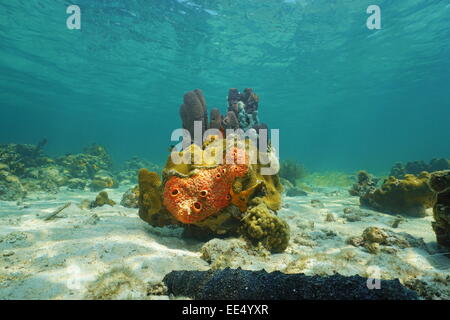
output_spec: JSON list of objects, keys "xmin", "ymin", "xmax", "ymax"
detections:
[{"xmin": 0, "ymin": 186, "xmax": 449, "ymax": 299}]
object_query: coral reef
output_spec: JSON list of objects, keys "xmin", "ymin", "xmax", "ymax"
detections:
[
  {"xmin": 360, "ymin": 172, "xmax": 434, "ymax": 217},
  {"xmin": 116, "ymin": 157, "xmax": 161, "ymax": 184},
  {"xmin": 120, "ymin": 185, "xmax": 139, "ymax": 208},
  {"xmin": 348, "ymin": 170, "xmax": 378, "ymax": 197},
  {"xmin": 163, "ymin": 268, "xmax": 419, "ymax": 300},
  {"xmin": 0, "ymin": 166, "xmax": 26, "ymax": 201},
  {"xmin": 89, "ymin": 170, "xmax": 118, "ymax": 191},
  {"xmin": 0, "ymin": 142, "xmax": 50, "ymax": 177},
  {"xmin": 57, "ymin": 144, "xmax": 113, "ymax": 180},
  {"xmin": 67, "ymin": 178, "xmax": 87, "ymax": 190},
  {"xmin": 90, "ymin": 191, "xmax": 116, "ymax": 208},
  {"xmin": 390, "ymin": 158, "xmax": 450, "ymax": 179},
  {"xmin": 428, "ymin": 170, "xmax": 450, "ymax": 250},
  {"xmin": 137, "ymin": 169, "xmax": 176, "ymax": 227},
  {"xmin": 137, "ymin": 89, "xmax": 287, "ymax": 252},
  {"xmin": 279, "ymin": 160, "xmax": 306, "ymax": 186},
  {"xmin": 0, "ymin": 142, "xmax": 119, "ymax": 199}
]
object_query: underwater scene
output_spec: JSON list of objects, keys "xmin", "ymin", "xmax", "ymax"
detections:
[{"xmin": 0, "ymin": 0, "xmax": 449, "ymax": 301}]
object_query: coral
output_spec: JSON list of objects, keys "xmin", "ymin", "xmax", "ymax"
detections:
[
  {"xmin": 120, "ymin": 185, "xmax": 139, "ymax": 208},
  {"xmin": 137, "ymin": 169, "xmax": 174, "ymax": 226},
  {"xmin": 230, "ymin": 181, "xmax": 262, "ymax": 212},
  {"xmin": 239, "ymin": 203, "xmax": 289, "ymax": 253},
  {"xmin": 390, "ymin": 159, "xmax": 450, "ymax": 179},
  {"xmin": 89, "ymin": 170, "xmax": 118, "ymax": 191},
  {"xmin": 279, "ymin": 160, "xmax": 306, "ymax": 186},
  {"xmin": 21, "ymin": 166, "xmax": 68, "ymax": 193},
  {"xmin": 67, "ymin": 178, "xmax": 87, "ymax": 190},
  {"xmin": 0, "ymin": 169, "xmax": 26, "ymax": 201},
  {"xmin": 137, "ymin": 89, "xmax": 286, "ymax": 252},
  {"xmin": 349, "ymin": 170, "xmax": 378, "ymax": 197},
  {"xmin": 0, "ymin": 143, "xmax": 49, "ymax": 176},
  {"xmin": 138, "ymin": 137, "xmax": 286, "ymax": 250},
  {"xmin": 347, "ymin": 226, "xmax": 427, "ymax": 254},
  {"xmin": 360, "ymin": 172, "xmax": 434, "ymax": 217},
  {"xmin": 90, "ymin": 191, "xmax": 116, "ymax": 208},
  {"xmin": 225, "ymin": 88, "xmax": 262, "ymax": 131},
  {"xmin": 84, "ymin": 144, "xmax": 113, "ymax": 169},
  {"xmin": 57, "ymin": 144, "xmax": 113, "ymax": 180},
  {"xmin": 428, "ymin": 170, "xmax": 450, "ymax": 250}
]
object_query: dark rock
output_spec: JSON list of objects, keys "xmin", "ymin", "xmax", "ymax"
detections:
[{"xmin": 163, "ymin": 268, "xmax": 419, "ymax": 300}]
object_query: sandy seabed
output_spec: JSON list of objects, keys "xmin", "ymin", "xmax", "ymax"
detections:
[{"xmin": 0, "ymin": 185, "xmax": 449, "ymax": 300}]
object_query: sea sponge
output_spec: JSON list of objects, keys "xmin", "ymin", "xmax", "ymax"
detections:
[
  {"xmin": 163, "ymin": 149, "xmax": 248, "ymax": 224},
  {"xmin": 209, "ymin": 108, "xmax": 223, "ymax": 130},
  {"xmin": 360, "ymin": 172, "xmax": 434, "ymax": 217},
  {"xmin": 241, "ymin": 88, "xmax": 259, "ymax": 113},
  {"xmin": 239, "ymin": 203, "xmax": 290, "ymax": 253},
  {"xmin": 179, "ymin": 89, "xmax": 208, "ymax": 145},
  {"xmin": 429, "ymin": 170, "xmax": 450, "ymax": 250},
  {"xmin": 349, "ymin": 170, "xmax": 378, "ymax": 197},
  {"xmin": 120, "ymin": 185, "xmax": 139, "ymax": 208},
  {"xmin": 223, "ymin": 111, "xmax": 239, "ymax": 130}
]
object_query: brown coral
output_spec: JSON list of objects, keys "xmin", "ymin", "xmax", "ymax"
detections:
[
  {"xmin": 360, "ymin": 172, "xmax": 434, "ymax": 217},
  {"xmin": 90, "ymin": 191, "xmax": 115, "ymax": 208},
  {"xmin": 429, "ymin": 170, "xmax": 450, "ymax": 250},
  {"xmin": 138, "ymin": 169, "xmax": 163, "ymax": 223}
]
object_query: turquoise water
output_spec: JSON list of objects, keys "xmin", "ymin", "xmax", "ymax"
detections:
[{"xmin": 1, "ymin": 0, "xmax": 449, "ymax": 173}]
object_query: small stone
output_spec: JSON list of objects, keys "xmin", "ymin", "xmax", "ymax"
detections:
[
  {"xmin": 365, "ymin": 242, "xmax": 380, "ymax": 254},
  {"xmin": 2, "ymin": 251, "xmax": 15, "ymax": 257},
  {"xmin": 362, "ymin": 227, "xmax": 388, "ymax": 244},
  {"xmin": 311, "ymin": 199, "xmax": 324, "ymax": 208},
  {"xmin": 325, "ymin": 212, "xmax": 336, "ymax": 222},
  {"xmin": 346, "ymin": 236, "xmax": 364, "ymax": 247},
  {"xmin": 343, "ymin": 207, "xmax": 353, "ymax": 214}
]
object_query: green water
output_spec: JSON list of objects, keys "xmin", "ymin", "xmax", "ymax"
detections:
[{"xmin": 1, "ymin": 0, "xmax": 449, "ymax": 173}]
